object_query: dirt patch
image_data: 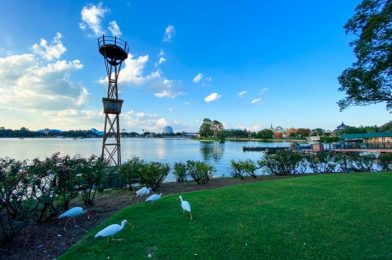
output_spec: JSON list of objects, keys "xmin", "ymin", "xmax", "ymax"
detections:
[{"xmin": 0, "ymin": 175, "xmax": 294, "ymax": 259}]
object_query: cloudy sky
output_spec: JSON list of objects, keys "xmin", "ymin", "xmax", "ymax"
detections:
[{"xmin": 0, "ymin": 1, "xmax": 390, "ymax": 132}]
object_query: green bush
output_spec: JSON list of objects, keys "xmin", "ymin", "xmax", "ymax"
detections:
[
  {"xmin": 305, "ymin": 152, "xmax": 339, "ymax": 173},
  {"xmin": 352, "ymin": 153, "xmax": 376, "ymax": 172},
  {"xmin": 138, "ymin": 162, "xmax": 170, "ymax": 190},
  {"xmin": 332, "ymin": 153, "xmax": 354, "ymax": 172},
  {"xmin": 0, "ymin": 158, "xmax": 31, "ymax": 243},
  {"xmin": 186, "ymin": 160, "xmax": 214, "ymax": 184},
  {"xmin": 173, "ymin": 162, "xmax": 188, "ymax": 182},
  {"xmin": 378, "ymin": 153, "xmax": 392, "ymax": 171},
  {"xmin": 119, "ymin": 157, "xmax": 144, "ymax": 190},
  {"xmin": 77, "ymin": 156, "xmax": 108, "ymax": 207},
  {"xmin": 55, "ymin": 155, "xmax": 80, "ymax": 209},
  {"xmin": 259, "ymin": 151, "xmax": 306, "ymax": 175},
  {"xmin": 28, "ymin": 153, "xmax": 80, "ymax": 223},
  {"xmin": 231, "ymin": 159, "xmax": 258, "ymax": 179},
  {"xmin": 230, "ymin": 160, "xmax": 246, "ymax": 179}
]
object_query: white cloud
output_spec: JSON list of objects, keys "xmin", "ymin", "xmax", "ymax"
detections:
[
  {"xmin": 193, "ymin": 73, "xmax": 212, "ymax": 86},
  {"xmin": 99, "ymin": 53, "xmax": 160, "ymax": 85},
  {"xmin": 262, "ymin": 88, "xmax": 269, "ymax": 92},
  {"xmin": 238, "ymin": 90, "xmax": 248, "ymax": 96},
  {"xmin": 251, "ymin": 98, "xmax": 262, "ymax": 104},
  {"xmin": 108, "ymin": 20, "xmax": 122, "ymax": 37},
  {"xmin": 79, "ymin": 3, "xmax": 108, "ymax": 36},
  {"xmin": 163, "ymin": 25, "xmax": 175, "ymax": 42},
  {"xmin": 154, "ymin": 49, "xmax": 166, "ymax": 68},
  {"xmin": 0, "ymin": 34, "xmax": 87, "ymax": 112},
  {"xmin": 99, "ymin": 51, "xmax": 182, "ymax": 99},
  {"xmin": 204, "ymin": 92, "xmax": 221, "ymax": 103},
  {"xmin": 159, "ymin": 49, "xmax": 165, "ymax": 57},
  {"xmin": 32, "ymin": 33, "xmax": 66, "ymax": 61},
  {"xmin": 154, "ymin": 79, "xmax": 182, "ymax": 98},
  {"xmin": 193, "ymin": 73, "xmax": 203, "ymax": 83},
  {"xmin": 122, "ymin": 110, "xmax": 169, "ymax": 132},
  {"xmin": 158, "ymin": 57, "xmax": 166, "ymax": 64}
]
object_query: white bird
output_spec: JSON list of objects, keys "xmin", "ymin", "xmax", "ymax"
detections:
[
  {"xmin": 95, "ymin": 219, "xmax": 132, "ymax": 242},
  {"xmin": 136, "ymin": 187, "xmax": 151, "ymax": 197},
  {"xmin": 179, "ymin": 195, "xmax": 193, "ymax": 220},
  {"xmin": 145, "ymin": 193, "xmax": 162, "ymax": 204},
  {"xmin": 58, "ymin": 207, "xmax": 88, "ymax": 230}
]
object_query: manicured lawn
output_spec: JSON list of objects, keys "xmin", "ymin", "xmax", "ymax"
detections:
[{"xmin": 61, "ymin": 173, "xmax": 392, "ymax": 259}]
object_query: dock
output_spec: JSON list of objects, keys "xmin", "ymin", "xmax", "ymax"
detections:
[{"xmin": 333, "ymin": 149, "xmax": 392, "ymax": 153}]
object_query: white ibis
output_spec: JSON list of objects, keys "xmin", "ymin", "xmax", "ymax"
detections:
[
  {"xmin": 136, "ymin": 187, "xmax": 151, "ymax": 197},
  {"xmin": 95, "ymin": 219, "xmax": 132, "ymax": 242},
  {"xmin": 145, "ymin": 193, "xmax": 162, "ymax": 205},
  {"xmin": 58, "ymin": 207, "xmax": 88, "ymax": 230},
  {"xmin": 179, "ymin": 195, "xmax": 192, "ymax": 220}
]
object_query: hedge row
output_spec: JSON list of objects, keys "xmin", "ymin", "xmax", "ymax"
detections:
[
  {"xmin": 0, "ymin": 154, "xmax": 215, "ymax": 243},
  {"xmin": 230, "ymin": 151, "xmax": 392, "ymax": 177}
]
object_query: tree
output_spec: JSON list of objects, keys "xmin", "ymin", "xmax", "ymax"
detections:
[
  {"xmin": 199, "ymin": 118, "xmax": 213, "ymax": 138},
  {"xmin": 255, "ymin": 129, "xmax": 273, "ymax": 139},
  {"xmin": 211, "ymin": 120, "xmax": 224, "ymax": 138},
  {"xmin": 198, "ymin": 118, "xmax": 225, "ymax": 140},
  {"xmin": 338, "ymin": 0, "xmax": 392, "ymax": 111}
]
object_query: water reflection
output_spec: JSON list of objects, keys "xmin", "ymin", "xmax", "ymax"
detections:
[{"xmin": 200, "ymin": 142, "xmax": 225, "ymax": 162}]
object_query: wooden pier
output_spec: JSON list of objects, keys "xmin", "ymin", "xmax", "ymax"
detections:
[{"xmin": 333, "ymin": 149, "xmax": 392, "ymax": 153}]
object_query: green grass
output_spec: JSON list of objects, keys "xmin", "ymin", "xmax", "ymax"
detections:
[{"xmin": 61, "ymin": 173, "xmax": 392, "ymax": 259}]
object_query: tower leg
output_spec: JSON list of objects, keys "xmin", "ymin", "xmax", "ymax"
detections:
[{"xmin": 102, "ymin": 113, "xmax": 121, "ymax": 166}]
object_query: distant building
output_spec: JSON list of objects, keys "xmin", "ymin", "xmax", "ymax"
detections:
[
  {"xmin": 89, "ymin": 128, "xmax": 104, "ymax": 137},
  {"xmin": 341, "ymin": 132, "xmax": 392, "ymax": 143},
  {"xmin": 162, "ymin": 126, "xmax": 174, "ymax": 135},
  {"xmin": 334, "ymin": 122, "xmax": 348, "ymax": 132},
  {"xmin": 36, "ymin": 129, "xmax": 63, "ymax": 136}
]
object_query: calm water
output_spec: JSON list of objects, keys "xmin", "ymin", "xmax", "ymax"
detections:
[{"xmin": 0, "ymin": 138, "xmax": 291, "ymax": 181}]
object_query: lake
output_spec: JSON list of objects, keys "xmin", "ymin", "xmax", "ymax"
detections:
[{"xmin": 0, "ymin": 138, "xmax": 291, "ymax": 181}]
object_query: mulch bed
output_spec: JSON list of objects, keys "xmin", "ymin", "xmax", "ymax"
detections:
[{"xmin": 0, "ymin": 175, "xmax": 294, "ymax": 259}]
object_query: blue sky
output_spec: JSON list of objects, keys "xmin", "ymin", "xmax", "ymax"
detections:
[{"xmin": 0, "ymin": 0, "xmax": 390, "ymax": 132}]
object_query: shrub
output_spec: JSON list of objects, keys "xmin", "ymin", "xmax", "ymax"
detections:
[
  {"xmin": 138, "ymin": 162, "xmax": 170, "ymax": 190},
  {"xmin": 77, "ymin": 156, "xmax": 108, "ymax": 207},
  {"xmin": 259, "ymin": 151, "xmax": 306, "ymax": 175},
  {"xmin": 186, "ymin": 160, "xmax": 214, "ymax": 184},
  {"xmin": 230, "ymin": 160, "xmax": 245, "ymax": 179},
  {"xmin": 378, "ymin": 153, "xmax": 392, "ymax": 171},
  {"xmin": 231, "ymin": 159, "xmax": 258, "ymax": 179},
  {"xmin": 333, "ymin": 152, "xmax": 356, "ymax": 173},
  {"xmin": 0, "ymin": 158, "xmax": 31, "ymax": 243},
  {"xmin": 28, "ymin": 153, "xmax": 79, "ymax": 223},
  {"xmin": 351, "ymin": 153, "xmax": 376, "ymax": 172},
  {"xmin": 54, "ymin": 155, "xmax": 80, "ymax": 210},
  {"xmin": 305, "ymin": 152, "xmax": 339, "ymax": 173},
  {"xmin": 119, "ymin": 157, "xmax": 144, "ymax": 190},
  {"xmin": 173, "ymin": 162, "xmax": 188, "ymax": 182}
]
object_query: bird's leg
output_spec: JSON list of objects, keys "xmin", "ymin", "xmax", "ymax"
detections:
[
  {"xmin": 64, "ymin": 218, "xmax": 70, "ymax": 231},
  {"xmin": 189, "ymin": 212, "xmax": 193, "ymax": 220},
  {"xmin": 73, "ymin": 218, "xmax": 78, "ymax": 228},
  {"xmin": 183, "ymin": 209, "xmax": 185, "ymax": 214}
]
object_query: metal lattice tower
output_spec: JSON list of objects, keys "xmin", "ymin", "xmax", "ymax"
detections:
[{"xmin": 98, "ymin": 35, "xmax": 129, "ymax": 165}]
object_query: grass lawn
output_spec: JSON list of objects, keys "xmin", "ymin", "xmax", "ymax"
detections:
[{"xmin": 60, "ymin": 173, "xmax": 392, "ymax": 259}]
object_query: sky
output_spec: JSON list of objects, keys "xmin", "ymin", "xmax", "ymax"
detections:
[{"xmin": 0, "ymin": 0, "xmax": 390, "ymax": 132}]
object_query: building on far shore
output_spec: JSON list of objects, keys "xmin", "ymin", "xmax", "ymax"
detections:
[
  {"xmin": 334, "ymin": 122, "xmax": 349, "ymax": 133},
  {"xmin": 162, "ymin": 126, "xmax": 174, "ymax": 135},
  {"xmin": 341, "ymin": 132, "xmax": 392, "ymax": 143}
]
